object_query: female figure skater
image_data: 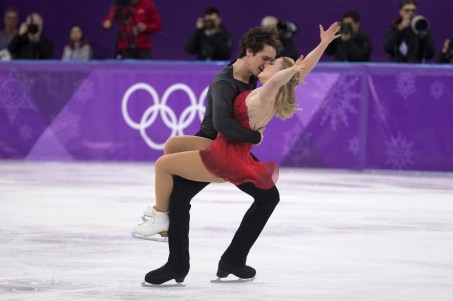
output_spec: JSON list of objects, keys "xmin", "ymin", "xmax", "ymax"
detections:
[{"xmin": 133, "ymin": 22, "xmax": 341, "ymax": 239}]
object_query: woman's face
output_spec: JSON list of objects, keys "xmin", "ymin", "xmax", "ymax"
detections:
[
  {"xmin": 70, "ymin": 26, "xmax": 83, "ymax": 42},
  {"xmin": 258, "ymin": 58, "xmax": 284, "ymax": 82}
]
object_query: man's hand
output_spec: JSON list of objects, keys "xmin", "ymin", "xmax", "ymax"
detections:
[
  {"xmin": 18, "ymin": 23, "xmax": 28, "ymax": 35},
  {"xmin": 137, "ymin": 23, "xmax": 147, "ymax": 32},
  {"xmin": 103, "ymin": 20, "xmax": 112, "ymax": 30},
  {"xmin": 254, "ymin": 127, "xmax": 265, "ymax": 146}
]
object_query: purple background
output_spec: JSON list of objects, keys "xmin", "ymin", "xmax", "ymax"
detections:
[
  {"xmin": 1, "ymin": 61, "xmax": 452, "ymax": 172},
  {"xmin": 0, "ymin": 0, "xmax": 452, "ymax": 61}
]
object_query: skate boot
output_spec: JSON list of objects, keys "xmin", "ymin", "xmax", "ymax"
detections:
[
  {"xmin": 216, "ymin": 259, "xmax": 256, "ymax": 279},
  {"xmin": 144, "ymin": 264, "xmax": 189, "ymax": 285},
  {"xmin": 132, "ymin": 206, "xmax": 169, "ymax": 239},
  {"xmin": 141, "ymin": 206, "xmax": 154, "ymax": 221}
]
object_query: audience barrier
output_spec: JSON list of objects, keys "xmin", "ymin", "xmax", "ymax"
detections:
[{"xmin": 1, "ymin": 61, "xmax": 452, "ymax": 171}]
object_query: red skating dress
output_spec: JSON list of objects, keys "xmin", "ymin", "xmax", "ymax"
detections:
[{"xmin": 199, "ymin": 90, "xmax": 279, "ymax": 189}]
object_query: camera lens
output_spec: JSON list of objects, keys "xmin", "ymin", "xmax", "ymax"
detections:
[{"xmin": 27, "ymin": 24, "xmax": 39, "ymax": 34}]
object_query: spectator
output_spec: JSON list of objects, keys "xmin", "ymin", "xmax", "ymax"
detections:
[
  {"xmin": 102, "ymin": 0, "xmax": 161, "ymax": 59},
  {"xmin": 185, "ymin": 7, "xmax": 233, "ymax": 61},
  {"xmin": 437, "ymin": 38, "xmax": 453, "ymax": 63},
  {"xmin": 261, "ymin": 15, "xmax": 299, "ymax": 61},
  {"xmin": 62, "ymin": 25, "xmax": 93, "ymax": 61},
  {"xmin": 383, "ymin": 0, "xmax": 435, "ymax": 63},
  {"xmin": 325, "ymin": 11, "xmax": 372, "ymax": 62},
  {"xmin": 0, "ymin": 7, "xmax": 19, "ymax": 50},
  {"xmin": 8, "ymin": 13, "xmax": 53, "ymax": 59}
]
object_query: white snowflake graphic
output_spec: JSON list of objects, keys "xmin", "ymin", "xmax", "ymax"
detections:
[
  {"xmin": 430, "ymin": 81, "xmax": 444, "ymax": 99},
  {"xmin": 19, "ymin": 125, "xmax": 33, "ymax": 141},
  {"xmin": 348, "ymin": 136, "xmax": 360, "ymax": 156},
  {"xmin": 396, "ymin": 73, "xmax": 416, "ymax": 99},
  {"xmin": 51, "ymin": 110, "xmax": 80, "ymax": 144},
  {"xmin": 385, "ymin": 132, "xmax": 415, "ymax": 169},
  {"xmin": 0, "ymin": 74, "xmax": 33, "ymax": 123},
  {"xmin": 74, "ymin": 79, "xmax": 94, "ymax": 103},
  {"xmin": 319, "ymin": 76, "xmax": 360, "ymax": 131}
]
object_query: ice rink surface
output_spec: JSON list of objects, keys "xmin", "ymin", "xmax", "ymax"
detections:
[{"xmin": 1, "ymin": 161, "xmax": 452, "ymax": 301}]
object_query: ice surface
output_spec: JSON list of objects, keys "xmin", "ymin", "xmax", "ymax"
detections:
[{"xmin": 1, "ymin": 161, "xmax": 452, "ymax": 300}]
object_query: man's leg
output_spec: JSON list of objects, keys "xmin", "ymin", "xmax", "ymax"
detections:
[
  {"xmin": 218, "ymin": 183, "xmax": 280, "ymax": 276},
  {"xmin": 144, "ymin": 176, "xmax": 208, "ymax": 284}
]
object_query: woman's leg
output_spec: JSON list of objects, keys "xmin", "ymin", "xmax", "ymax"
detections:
[
  {"xmin": 164, "ymin": 136, "xmax": 213, "ymax": 154},
  {"xmin": 154, "ymin": 151, "xmax": 224, "ymax": 212}
]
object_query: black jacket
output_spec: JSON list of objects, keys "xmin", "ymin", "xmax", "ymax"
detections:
[
  {"xmin": 383, "ymin": 24, "xmax": 435, "ymax": 63},
  {"xmin": 8, "ymin": 33, "xmax": 53, "ymax": 59},
  {"xmin": 325, "ymin": 31, "xmax": 372, "ymax": 62},
  {"xmin": 185, "ymin": 26, "xmax": 233, "ymax": 60}
]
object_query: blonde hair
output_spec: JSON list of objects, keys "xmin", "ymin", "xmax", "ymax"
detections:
[{"xmin": 274, "ymin": 57, "xmax": 300, "ymax": 120}]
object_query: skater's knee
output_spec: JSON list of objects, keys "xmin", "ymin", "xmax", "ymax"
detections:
[
  {"xmin": 265, "ymin": 187, "xmax": 280, "ymax": 207},
  {"xmin": 164, "ymin": 137, "xmax": 178, "ymax": 155}
]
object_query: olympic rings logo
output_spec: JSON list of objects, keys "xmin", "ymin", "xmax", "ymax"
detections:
[{"xmin": 122, "ymin": 83, "xmax": 208, "ymax": 150}]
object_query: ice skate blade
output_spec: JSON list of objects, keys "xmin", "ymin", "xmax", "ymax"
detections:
[
  {"xmin": 141, "ymin": 281, "xmax": 185, "ymax": 288},
  {"xmin": 210, "ymin": 277, "xmax": 255, "ymax": 284},
  {"xmin": 131, "ymin": 232, "xmax": 168, "ymax": 242}
]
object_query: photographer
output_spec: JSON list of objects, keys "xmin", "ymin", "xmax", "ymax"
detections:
[
  {"xmin": 8, "ymin": 12, "xmax": 53, "ymax": 59},
  {"xmin": 261, "ymin": 16, "xmax": 299, "ymax": 61},
  {"xmin": 437, "ymin": 38, "xmax": 453, "ymax": 63},
  {"xmin": 102, "ymin": 0, "xmax": 161, "ymax": 59},
  {"xmin": 184, "ymin": 7, "xmax": 233, "ymax": 61},
  {"xmin": 0, "ymin": 7, "xmax": 19, "ymax": 50},
  {"xmin": 325, "ymin": 11, "xmax": 372, "ymax": 62},
  {"xmin": 383, "ymin": 0, "xmax": 435, "ymax": 63}
]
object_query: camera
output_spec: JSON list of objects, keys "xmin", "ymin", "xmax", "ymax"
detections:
[
  {"xmin": 277, "ymin": 20, "xmax": 297, "ymax": 39},
  {"xmin": 27, "ymin": 24, "xmax": 39, "ymax": 34},
  {"xmin": 411, "ymin": 15, "xmax": 429, "ymax": 35},
  {"xmin": 203, "ymin": 19, "xmax": 215, "ymax": 30},
  {"xmin": 341, "ymin": 22, "xmax": 353, "ymax": 35}
]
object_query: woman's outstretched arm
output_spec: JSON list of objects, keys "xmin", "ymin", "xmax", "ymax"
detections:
[{"xmin": 298, "ymin": 22, "xmax": 341, "ymax": 81}]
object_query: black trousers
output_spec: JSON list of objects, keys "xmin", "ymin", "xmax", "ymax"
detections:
[{"xmin": 166, "ymin": 175, "xmax": 280, "ymax": 272}]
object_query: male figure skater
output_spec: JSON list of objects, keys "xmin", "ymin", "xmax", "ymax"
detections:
[{"xmin": 144, "ymin": 26, "xmax": 283, "ymax": 284}]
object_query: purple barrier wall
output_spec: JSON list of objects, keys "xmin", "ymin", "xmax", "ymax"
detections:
[
  {"xmin": 1, "ymin": 61, "xmax": 452, "ymax": 171},
  {"xmin": 1, "ymin": 0, "xmax": 452, "ymax": 62}
]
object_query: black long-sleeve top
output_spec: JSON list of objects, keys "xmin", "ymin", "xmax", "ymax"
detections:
[
  {"xmin": 8, "ymin": 33, "xmax": 53, "ymax": 59},
  {"xmin": 325, "ymin": 31, "xmax": 372, "ymax": 62},
  {"xmin": 185, "ymin": 26, "xmax": 233, "ymax": 61},
  {"xmin": 383, "ymin": 25, "xmax": 435, "ymax": 63},
  {"xmin": 199, "ymin": 62, "xmax": 261, "ymax": 144}
]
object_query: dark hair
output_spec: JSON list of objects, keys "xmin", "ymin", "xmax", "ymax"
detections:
[
  {"xmin": 342, "ymin": 10, "xmax": 360, "ymax": 23},
  {"xmin": 4, "ymin": 6, "xmax": 19, "ymax": 16},
  {"xmin": 238, "ymin": 26, "xmax": 282, "ymax": 58},
  {"xmin": 399, "ymin": 0, "xmax": 417, "ymax": 9},
  {"xmin": 204, "ymin": 7, "xmax": 220, "ymax": 16},
  {"xmin": 69, "ymin": 25, "xmax": 87, "ymax": 48}
]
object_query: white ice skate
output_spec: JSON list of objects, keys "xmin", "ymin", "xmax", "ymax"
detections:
[
  {"xmin": 141, "ymin": 206, "xmax": 154, "ymax": 221},
  {"xmin": 132, "ymin": 206, "xmax": 169, "ymax": 240}
]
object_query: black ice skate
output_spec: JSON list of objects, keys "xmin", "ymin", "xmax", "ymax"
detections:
[
  {"xmin": 144, "ymin": 264, "xmax": 189, "ymax": 285},
  {"xmin": 211, "ymin": 259, "xmax": 256, "ymax": 283}
]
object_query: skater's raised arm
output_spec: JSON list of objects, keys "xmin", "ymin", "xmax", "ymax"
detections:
[{"xmin": 298, "ymin": 22, "xmax": 341, "ymax": 82}]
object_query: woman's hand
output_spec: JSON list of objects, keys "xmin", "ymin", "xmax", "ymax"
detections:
[
  {"xmin": 319, "ymin": 22, "xmax": 341, "ymax": 44},
  {"xmin": 292, "ymin": 55, "xmax": 306, "ymax": 73}
]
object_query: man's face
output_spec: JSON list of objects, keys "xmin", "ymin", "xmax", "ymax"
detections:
[
  {"xmin": 342, "ymin": 17, "xmax": 359, "ymax": 33},
  {"xmin": 246, "ymin": 45, "xmax": 277, "ymax": 77},
  {"xmin": 4, "ymin": 11, "xmax": 18, "ymax": 29},
  {"xmin": 400, "ymin": 3, "xmax": 417, "ymax": 20},
  {"xmin": 204, "ymin": 13, "xmax": 221, "ymax": 30}
]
